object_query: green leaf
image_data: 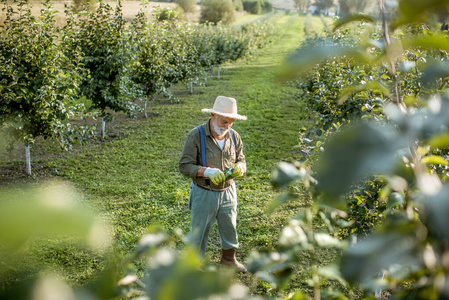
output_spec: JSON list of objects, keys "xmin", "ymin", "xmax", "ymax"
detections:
[
  {"xmin": 401, "ymin": 35, "xmax": 449, "ymax": 53},
  {"xmin": 421, "ymin": 155, "xmax": 449, "ymax": 166},
  {"xmin": 392, "ymin": 0, "xmax": 449, "ymax": 29},
  {"xmin": 0, "ymin": 182, "xmax": 111, "ymax": 250},
  {"xmin": 144, "ymin": 247, "xmax": 235, "ymax": 300},
  {"xmin": 271, "ymin": 162, "xmax": 305, "ymax": 189},
  {"xmin": 288, "ymin": 291, "xmax": 310, "ymax": 300},
  {"xmin": 424, "ymin": 185, "xmax": 449, "ymax": 242},
  {"xmin": 427, "ymin": 131, "xmax": 449, "ymax": 148},
  {"xmin": 418, "ymin": 61, "xmax": 449, "ymax": 88},
  {"xmin": 341, "ymin": 229, "xmax": 419, "ymax": 284},
  {"xmin": 279, "ymin": 219, "xmax": 308, "ymax": 248},
  {"xmin": 317, "ymin": 264, "xmax": 348, "ymax": 287},
  {"xmin": 338, "ymin": 81, "xmax": 391, "ymax": 104},
  {"xmin": 314, "ymin": 233, "xmax": 342, "ymax": 248},
  {"xmin": 136, "ymin": 233, "xmax": 168, "ymax": 257},
  {"xmin": 333, "ymin": 14, "xmax": 376, "ymax": 31},
  {"xmin": 279, "ymin": 44, "xmax": 372, "ymax": 80},
  {"xmin": 246, "ymin": 250, "xmax": 293, "ymax": 290},
  {"xmin": 387, "ymin": 192, "xmax": 405, "ymax": 208},
  {"xmin": 314, "ymin": 122, "xmax": 403, "ymax": 209}
]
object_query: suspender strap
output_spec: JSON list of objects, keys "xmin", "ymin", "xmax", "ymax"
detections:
[
  {"xmin": 197, "ymin": 125, "xmax": 207, "ymax": 167},
  {"xmin": 197, "ymin": 125, "xmax": 236, "ymax": 168},
  {"xmin": 230, "ymin": 129, "xmax": 236, "ymax": 149}
]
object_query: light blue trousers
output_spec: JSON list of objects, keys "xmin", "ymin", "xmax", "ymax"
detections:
[{"xmin": 189, "ymin": 182, "xmax": 239, "ymax": 257}]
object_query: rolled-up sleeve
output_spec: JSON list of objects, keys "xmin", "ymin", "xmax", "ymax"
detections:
[{"xmin": 179, "ymin": 129, "xmax": 201, "ymax": 179}]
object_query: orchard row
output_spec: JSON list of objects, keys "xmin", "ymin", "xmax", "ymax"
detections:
[{"xmin": 0, "ymin": 0, "xmax": 277, "ymax": 150}]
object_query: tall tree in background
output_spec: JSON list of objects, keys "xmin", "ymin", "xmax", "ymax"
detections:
[
  {"xmin": 314, "ymin": 0, "xmax": 334, "ymax": 15},
  {"xmin": 294, "ymin": 0, "xmax": 310, "ymax": 12},
  {"xmin": 338, "ymin": 0, "xmax": 374, "ymax": 15},
  {"xmin": 200, "ymin": 0, "xmax": 234, "ymax": 24}
]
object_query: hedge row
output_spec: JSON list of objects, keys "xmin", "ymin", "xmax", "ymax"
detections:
[{"xmin": 0, "ymin": 0, "xmax": 276, "ymax": 151}]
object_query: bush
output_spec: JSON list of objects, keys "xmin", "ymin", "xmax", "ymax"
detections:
[
  {"xmin": 242, "ymin": 0, "xmax": 271, "ymax": 14},
  {"xmin": 260, "ymin": 0, "xmax": 272, "ymax": 13},
  {"xmin": 233, "ymin": 0, "xmax": 243, "ymax": 11},
  {"xmin": 71, "ymin": 0, "xmax": 95, "ymax": 12},
  {"xmin": 243, "ymin": 0, "xmax": 260, "ymax": 14},
  {"xmin": 154, "ymin": 6, "xmax": 183, "ymax": 22},
  {"xmin": 176, "ymin": 0, "xmax": 196, "ymax": 14},
  {"xmin": 200, "ymin": 0, "xmax": 235, "ymax": 24}
]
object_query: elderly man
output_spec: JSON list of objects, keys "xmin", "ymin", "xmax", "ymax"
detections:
[{"xmin": 179, "ymin": 96, "xmax": 247, "ymax": 273}]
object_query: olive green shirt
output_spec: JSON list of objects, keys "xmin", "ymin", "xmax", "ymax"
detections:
[{"xmin": 179, "ymin": 120, "xmax": 246, "ymax": 189}]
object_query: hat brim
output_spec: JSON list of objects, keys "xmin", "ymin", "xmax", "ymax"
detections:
[{"xmin": 202, "ymin": 109, "xmax": 247, "ymax": 120}]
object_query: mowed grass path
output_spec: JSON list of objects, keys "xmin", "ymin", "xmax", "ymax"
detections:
[{"xmin": 1, "ymin": 13, "xmax": 330, "ymax": 295}]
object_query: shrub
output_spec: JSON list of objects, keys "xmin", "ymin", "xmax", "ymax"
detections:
[
  {"xmin": 243, "ymin": 0, "xmax": 260, "ymax": 14},
  {"xmin": 233, "ymin": 0, "xmax": 243, "ymax": 11},
  {"xmin": 200, "ymin": 0, "xmax": 234, "ymax": 24},
  {"xmin": 154, "ymin": 6, "xmax": 183, "ymax": 22},
  {"xmin": 175, "ymin": 0, "xmax": 196, "ymax": 14},
  {"xmin": 71, "ymin": 0, "xmax": 95, "ymax": 12},
  {"xmin": 260, "ymin": 0, "xmax": 272, "ymax": 13}
]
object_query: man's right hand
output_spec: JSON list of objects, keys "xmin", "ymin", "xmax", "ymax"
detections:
[{"xmin": 204, "ymin": 168, "xmax": 226, "ymax": 185}]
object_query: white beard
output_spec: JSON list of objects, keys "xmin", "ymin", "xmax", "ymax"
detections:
[{"xmin": 213, "ymin": 119, "xmax": 228, "ymax": 136}]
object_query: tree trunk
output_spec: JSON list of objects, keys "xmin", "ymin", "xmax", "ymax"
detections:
[
  {"xmin": 218, "ymin": 68, "xmax": 220, "ymax": 80},
  {"xmin": 379, "ymin": 0, "xmax": 401, "ymax": 106}
]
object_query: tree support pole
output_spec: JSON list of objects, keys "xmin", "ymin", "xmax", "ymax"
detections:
[
  {"xmin": 25, "ymin": 145, "xmax": 31, "ymax": 176},
  {"xmin": 101, "ymin": 117, "xmax": 106, "ymax": 140},
  {"xmin": 144, "ymin": 100, "xmax": 148, "ymax": 118}
]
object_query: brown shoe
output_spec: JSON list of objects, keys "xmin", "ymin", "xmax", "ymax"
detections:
[{"xmin": 221, "ymin": 249, "xmax": 247, "ymax": 273}]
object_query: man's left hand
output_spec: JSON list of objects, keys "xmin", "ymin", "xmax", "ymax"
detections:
[{"xmin": 231, "ymin": 163, "xmax": 244, "ymax": 178}]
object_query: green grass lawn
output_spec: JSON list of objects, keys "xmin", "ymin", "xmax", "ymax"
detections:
[{"xmin": 0, "ymin": 13, "xmax": 336, "ymax": 298}]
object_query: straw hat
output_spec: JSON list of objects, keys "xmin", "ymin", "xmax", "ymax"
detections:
[{"xmin": 202, "ymin": 96, "xmax": 247, "ymax": 120}]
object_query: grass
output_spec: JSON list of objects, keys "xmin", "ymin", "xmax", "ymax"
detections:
[
  {"xmin": 0, "ymin": 13, "xmax": 339, "ymax": 298},
  {"xmin": 233, "ymin": 12, "xmax": 268, "ymax": 25}
]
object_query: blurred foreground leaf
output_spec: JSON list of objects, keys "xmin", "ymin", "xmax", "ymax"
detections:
[
  {"xmin": 143, "ymin": 247, "xmax": 241, "ymax": 300},
  {"xmin": 332, "ymin": 14, "xmax": 376, "ymax": 31},
  {"xmin": 247, "ymin": 250, "xmax": 293, "ymax": 290},
  {"xmin": 268, "ymin": 192, "xmax": 300, "ymax": 214},
  {"xmin": 271, "ymin": 162, "xmax": 306, "ymax": 189},
  {"xmin": 341, "ymin": 224, "xmax": 421, "ymax": 284},
  {"xmin": 393, "ymin": 0, "xmax": 449, "ymax": 29},
  {"xmin": 338, "ymin": 81, "xmax": 391, "ymax": 104},
  {"xmin": 424, "ymin": 185, "xmax": 449, "ymax": 242},
  {"xmin": 419, "ymin": 61, "xmax": 449, "ymax": 87},
  {"xmin": 0, "ymin": 181, "xmax": 112, "ymax": 250},
  {"xmin": 314, "ymin": 123, "xmax": 403, "ymax": 209},
  {"xmin": 278, "ymin": 44, "xmax": 372, "ymax": 80}
]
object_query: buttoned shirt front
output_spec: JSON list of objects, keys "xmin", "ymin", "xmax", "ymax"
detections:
[{"xmin": 179, "ymin": 120, "xmax": 246, "ymax": 189}]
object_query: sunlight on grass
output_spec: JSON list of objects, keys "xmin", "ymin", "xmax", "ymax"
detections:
[{"xmin": 233, "ymin": 13, "xmax": 264, "ymax": 25}]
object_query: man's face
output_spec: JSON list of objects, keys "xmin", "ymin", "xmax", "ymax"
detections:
[{"xmin": 212, "ymin": 114, "xmax": 235, "ymax": 136}]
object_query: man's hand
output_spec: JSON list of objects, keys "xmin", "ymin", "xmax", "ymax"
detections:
[
  {"xmin": 231, "ymin": 163, "xmax": 244, "ymax": 178},
  {"xmin": 204, "ymin": 168, "xmax": 226, "ymax": 185}
]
